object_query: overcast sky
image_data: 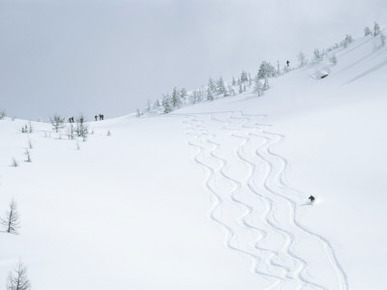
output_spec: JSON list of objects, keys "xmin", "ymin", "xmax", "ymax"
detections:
[{"xmin": 1, "ymin": 0, "xmax": 386, "ymax": 120}]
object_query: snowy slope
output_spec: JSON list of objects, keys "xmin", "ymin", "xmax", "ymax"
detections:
[{"xmin": 1, "ymin": 34, "xmax": 387, "ymax": 289}]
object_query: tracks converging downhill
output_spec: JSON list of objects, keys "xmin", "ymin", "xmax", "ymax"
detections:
[{"xmin": 181, "ymin": 112, "xmax": 348, "ymax": 290}]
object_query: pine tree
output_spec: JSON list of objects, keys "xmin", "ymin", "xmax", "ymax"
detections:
[
  {"xmin": 239, "ymin": 84, "xmax": 243, "ymax": 94},
  {"xmin": 240, "ymin": 71, "xmax": 248, "ymax": 83},
  {"xmin": 206, "ymin": 88, "xmax": 214, "ymax": 101},
  {"xmin": 263, "ymin": 77, "xmax": 270, "ymax": 91},
  {"xmin": 254, "ymin": 73, "xmax": 263, "ymax": 97},
  {"xmin": 313, "ymin": 49, "xmax": 322, "ymax": 62},
  {"xmin": 232, "ymin": 77, "xmax": 236, "ymax": 86},
  {"xmin": 298, "ymin": 51, "xmax": 307, "ymax": 67},
  {"xmin": 162, "ymin": 95, "xmax": 172, "ymax": 113},
  {"xmin": 7, "ymin": 260, "xmax": 31, "ymax": 290},
  {"xmin": 257, "ymin": 61, "xmax": 276, "ymax": 79},
  {"xmin": 374, "ymin": 22, "xmax": 380, "ymax": 36},
  {"xmin": 171, "ymin": 87, "xmax": 181, "ymax": 108},
  {"xmin": 364, "ymin": 26, "xmax": 372, "ymax": 36},
  {"xmin": 180, "ymin": 88, "xmax": 187, "ymax": 99},
  {"xmin": 216, "ymin": 76, "xmax": 228, "ymax": 96},
  {"xmin": 208, "ymin": 78, "xmax": 217, "ymax": 95},
  {"xmin": 1, "ymin": 200, "xmax": 20, "ymax": 234},
  {"xmin": 329, "ymin": 54, "xmax": 338, "ymax": 65}
]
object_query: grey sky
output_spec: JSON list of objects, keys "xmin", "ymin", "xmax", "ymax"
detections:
[{"xmin": 1, "ymin": 0, "xmax": 386, "ymax": 120}]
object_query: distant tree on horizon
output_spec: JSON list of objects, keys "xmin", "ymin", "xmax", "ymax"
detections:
[
  {"xmin": 374, "ymin": 22, "xmax": 380, "ymax": 36},
  {"xmin": 364, "ymin": 26, "xmax": 372, "ymax": 36}
]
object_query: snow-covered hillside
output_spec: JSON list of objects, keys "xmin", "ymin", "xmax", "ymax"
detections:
[{"xmin": 1, "ymin": 33, "xmax": 387, "ymax": 289}]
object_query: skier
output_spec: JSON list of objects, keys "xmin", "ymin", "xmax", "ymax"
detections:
[{"xmin": 308, "ymin": 195, "xmax": 315, "ymax": 204}]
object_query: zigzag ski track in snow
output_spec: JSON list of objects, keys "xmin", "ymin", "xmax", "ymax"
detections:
[{"xmin": 181, "ymin": 111, "xmax": 348, "ymax": 290}]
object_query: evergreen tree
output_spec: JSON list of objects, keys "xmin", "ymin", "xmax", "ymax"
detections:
[
  {"xmin": 297, "ymin": 51, "xmax": 307, "ymax": 67},
  {"xmin": 180, "ymin": 88, "xmax": 187, "ymax": 99},
  {"xmin": 239, "ymin": 84, "xmax": 243, "ymax": 94},
  {"xmin": 206, "ymin": 88, "xmax": 214, "ymax": 101},
  {"xmin": 171, "ymin": 87, "xmax": 181, "ymax": 108},
  {"xmin": 162, "ymin": 95, "xmax": 172, "ymax": 113},
  {"xmin": 232, "ymin": 77, "xmax": 236, "ymax": 86},
  {"xmin": 208, "ymin": 78, "xmax": 217, "ymax": 94},
  {"xmin": 263, "ymin": 77, "xmax": 270, "ymax": 91},
  {"xmin": 313, "ymin": 49, "xmax": 323, "ymax": 62},
  {"xmin": 216, "ymin": 76, "xmax": 228, "ymax": 96},
  {"xmin": 7, "ymin": 260, "xmax": 31, "ymax": 290},
  {"xmin": 240, "ymin": 71, "xmax": 248, "ymax": 83},
  {"xmin": 254, "ymin": 73, "xmax": 263, "ymax": 97},
  {"xmin": 381, "ymin": 32, "xmax": 386, "ymax": 46},
  {"xmin": 374, "ymin": 22, "xmax": 380, "ymax": 36},
  {"xmin": 1, "ymin": 199, "xmax": 20, "ymax": 234},
  {"xmin": 257, "ymin": 61, "xmax": 276, "ymax": 79},
  {"xmin": 364, "ymin": 26, "xmax": 372, "ymax": 36},
  {"xmin": 329, "ymin": 54, "xmax": 338, "ymax": 65}
]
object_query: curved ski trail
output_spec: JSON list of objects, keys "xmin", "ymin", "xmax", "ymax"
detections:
[{"xmin": 182, "ymin": 112, "xmax": 348, "ymax": 290}]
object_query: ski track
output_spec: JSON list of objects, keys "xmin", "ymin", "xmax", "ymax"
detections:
[{"xmin": 181, "ymin": 111, "xmax": 348, "ymax": 290}]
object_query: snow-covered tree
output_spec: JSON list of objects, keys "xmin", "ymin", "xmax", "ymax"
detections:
[
  {"xmin": 162, "ymin": 95, "xmax": 172, "ymax": 113},
  {"xmin": 374, "ymin": 22, "xmax": 380, "ymax": 36},
  {"xmin": 364, "ymin": 26, "xmax": 372, "ymax": 36},
  {"xmin": 254, "ymin": 73, "xmax": 263, "ymax": 97},
  {"xmin": 216, "ymin": 76, "xmax": 228, "ymax": 96},
  {"xmin": 208, "ymin": 78, "xmax": 217, "ymax": 95},
  {"xmin": 381, "ymin": 32, "xmax": 386, "ymax": 46},
  {"xmin": 263, "ymin": 77, "xmax": 270, "ymax": 91},
  {"xmin": 313, "ymin": 49, "xmax": 323, "ymax": 62},
  {"xmin": 0, "ymin": 110, "xmax": 5, "ymax": 120},
  {"xmin": 232, "ymin": 77, "xmax": 236, "ymax": 86},
  {"xmin": 329, "ymin": 54, "xmax": 338, "ymax": 65},
  {"xmin": 1, "ymin": 199, "xmax": 20, "ymax": 234},
  {"xmin": 76, "ymin": 114, "xmax": 88, "ymax": 142},
  {"xmin": 298, "ymin": 51, "xmax": 307, "ymax": 67},
  {"xmin": 240, "ymin": 71, "xmax": 248, "ymax": 83},
  {"xmin": 257, "ymin": 61, "xmax": 276, "ymax": 79},
  {"xmin": 238, "ymin": 84, "xmax": 243, "ymax": 94},
  {"xmin": 50, "ymin": 114, "xmax": 65, "ymax": 133},
  {"xmin": 171, "ymin": 87, "xmax": 181, "ymax": 108},
  {"xmin": 206, "ymin": 88, "xmax": 214, "ymax": 101},
  {"xmin": 7, "ymin": 260, "xmax": 31, "ymax": 290},
  {"xmin": 180, "ymin": 88, "xmax": 187, "ymax": 100}
]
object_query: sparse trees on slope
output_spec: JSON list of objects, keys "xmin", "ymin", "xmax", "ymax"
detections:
[
  {"xmin": 1, "ymin": 200, "xmax": 20, "ymax": 234},
  {"xmin": 7, "ymin": 260, "xmax": 31, "ymax": 290}
]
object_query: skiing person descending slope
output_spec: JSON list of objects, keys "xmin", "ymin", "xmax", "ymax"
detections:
[{"xmin": 308, "ymin": 195, "xmax": 315, "ymax": 204}]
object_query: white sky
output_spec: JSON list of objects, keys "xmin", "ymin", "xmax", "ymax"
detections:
[{"xmin": 1, "ymin": 0, "xmax": 386, "ymax": 120}]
